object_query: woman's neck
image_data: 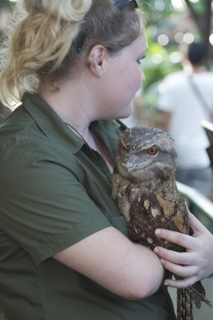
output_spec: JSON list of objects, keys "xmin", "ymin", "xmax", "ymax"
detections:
[
  {"xmin": 38, "ymin": 82, "xmax": 113, "ymax": 173},
  {"xmin": 38, "ymin": 84, "xmax": 92, "ymax": 137}
]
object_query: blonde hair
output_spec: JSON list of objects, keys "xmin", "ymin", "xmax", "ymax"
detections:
[
  {"xmin": 0, "ymin": 0, "xmax": 92, "ymax": 106},
  {"xmin": 0, "ymin": 0, "xmax": 144, "ymax": 106}
]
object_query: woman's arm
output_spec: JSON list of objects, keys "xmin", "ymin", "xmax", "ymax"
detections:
[
  {"xmin": 154, "ymin": 212, "xmax": 213, "ymax": 288},
  {"xmin": 54, "ymin": 226, "xmax": 165, "ymax": 299}
]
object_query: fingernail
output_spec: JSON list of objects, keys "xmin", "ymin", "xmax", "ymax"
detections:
[
  {"xmin": 164, "ymin": 281, "xmax": 169, "ymax": 286},
  {"xmin": 154, "ymin": 247, "xmax": 159, "ymax": 253},
  {"xmin": 161, "ymin": 259, "xmax": 165, "ymax": 264},
  {"xmin": 155, "ymin": 229, "xmax": 161, "ymax": 235}
]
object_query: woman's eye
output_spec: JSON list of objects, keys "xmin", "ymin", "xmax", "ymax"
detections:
[{"xmin": 147, "ymin": 148, "xmax": 158, "ymax": 155}]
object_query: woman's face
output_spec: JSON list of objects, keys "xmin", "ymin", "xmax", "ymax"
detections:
[{"xmin": 98, "ymin": 28, "xmax": 148, "ymax": 120}]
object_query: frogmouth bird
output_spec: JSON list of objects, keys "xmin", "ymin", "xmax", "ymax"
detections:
[{"xmin": 112, "ymin": 126, "xmax": 212, "ymax": 320}]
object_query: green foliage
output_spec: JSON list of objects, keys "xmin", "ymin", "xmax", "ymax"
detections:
[
  {"xmin": 142, "ymin": 0, "xmax": 176, "ymax": 26},
  {"xmin": 135, "ymin": 0, "xmax": 197, "ymax": 126},
  {"xmin": 137, "ymin": 1, "xmax": 186, "ymax": 93},
  {"xmin": 0, "ymin": 0, "xmax": 13, "ymax": 7},
  {"xmin": 139, "ymin": 30, "xmax": 182, "ymax": 127},
  {"xmin": 142, "ymin": 29, "xmax": 182, "ymax": 91},
  {"xmin": 186, "ymin": 0, "xmax": 206, "ymax": 16}
]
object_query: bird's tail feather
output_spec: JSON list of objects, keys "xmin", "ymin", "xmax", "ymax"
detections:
[
  {"xmin": 177, "ymin": 288, "xmax": 193, "ymax": 320},
  {"xmin": 176, "ymin": 281, "xmax": 213, "ymax": 320},
  {"xmin": 190, "ymin": 281, "xmax": 213, "ymax": 309}
]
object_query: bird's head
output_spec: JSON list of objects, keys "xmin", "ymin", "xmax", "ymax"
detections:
[{"xmin": 114, "ymin": 126, "xmax": 178, "ymax": 184}]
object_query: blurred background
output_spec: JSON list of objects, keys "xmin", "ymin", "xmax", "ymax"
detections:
[{"xmin": 124, "ymin": 0, "xmax": 213, "ymax": 128}]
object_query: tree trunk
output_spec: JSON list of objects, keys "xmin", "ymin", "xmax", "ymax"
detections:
[{"xmin": 184, "ymin": 0, "xmax": 212, "ymax": 65}]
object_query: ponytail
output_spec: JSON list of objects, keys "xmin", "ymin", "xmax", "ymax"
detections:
[{"xmin": 0, "ymin": 0, "xmax": 92, "ymax": 106}]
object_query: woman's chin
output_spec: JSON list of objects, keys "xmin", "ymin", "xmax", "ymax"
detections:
[{"xmin": 120, "ymin": 108, "xmax": 133, "ymax": 120}]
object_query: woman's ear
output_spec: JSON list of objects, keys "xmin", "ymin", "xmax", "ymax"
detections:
[{"xmin": 88, "ymin": 45, "xmax": 107, "ymax": 77}]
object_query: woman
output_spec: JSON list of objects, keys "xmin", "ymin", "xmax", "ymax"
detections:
[{"xmin": 0, "ymin": 1, "xmax": 212, "ymax": 319}]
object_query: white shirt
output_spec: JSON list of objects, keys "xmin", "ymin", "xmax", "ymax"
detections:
[{"xmin": 158, "ymin": 71, "xmax": 213, "ymax": 168}]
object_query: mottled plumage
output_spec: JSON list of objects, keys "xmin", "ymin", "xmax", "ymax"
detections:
[{"xmin": 112, "ymin": 126, "xmax": 212, "ymax": 320}]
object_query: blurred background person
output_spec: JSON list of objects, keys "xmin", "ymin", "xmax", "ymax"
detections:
[{"xmin": 158, "ymin": 42, "xmax": 213, "ymax": 200}]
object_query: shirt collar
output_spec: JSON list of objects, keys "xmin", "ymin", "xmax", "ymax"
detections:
[{"xmin": 22, "ymin": 92, "xmax": 122, "ymax": 156}]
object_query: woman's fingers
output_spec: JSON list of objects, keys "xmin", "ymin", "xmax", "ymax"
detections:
[
  {"xmin": 154, "ymin": 246, "xmax": 194, "ymax": 266},
  {"xmin": 163, "ymin": 276, "xmax": 198, "ymax": 289},
  {"xmin": 158, "ymin": 254, "xmax": 198, "ymax": 277},
  {"xmin": 154, "ymin": 217, "xmax": 213, "ymax": 285},
  {"xmin": 154, "ymin": 229, "xmax": 196, "ymax": 251}
]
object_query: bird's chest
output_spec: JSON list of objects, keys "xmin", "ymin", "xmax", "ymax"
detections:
[
  {"xmin": 127, "ymin": 188, "xmax": 174, "ymax": 247},
  {"xmin": 113, "ymin": 177, "xmax": 185, "ymax": 251}
]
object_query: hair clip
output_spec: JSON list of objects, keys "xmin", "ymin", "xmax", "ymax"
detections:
[{"xmin": 115, "ymin": 0, "xmax": 138, "ymax": 10}]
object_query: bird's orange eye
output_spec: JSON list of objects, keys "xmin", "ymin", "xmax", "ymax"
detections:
[
  {"xmin": 147, "ymin": 148, "xmax": 158, "ymax": 155},
  {"xmin": 121, "ymin": 144, "xmax": 127, "ymax": 152}
]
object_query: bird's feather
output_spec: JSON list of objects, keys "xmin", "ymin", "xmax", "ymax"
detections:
[{"xmin": 112, "ymin": 126, "xmax": 212, "ymax": 320}]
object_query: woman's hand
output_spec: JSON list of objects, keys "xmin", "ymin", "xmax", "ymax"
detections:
[{"xmin": 154, "ymin": 212, "xmax": 213, "ymax": 288}]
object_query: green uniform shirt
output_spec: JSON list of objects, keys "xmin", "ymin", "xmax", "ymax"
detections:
[{"xmin": 0, "ymin": 93, "xmax": 176, "ymax": 320}]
